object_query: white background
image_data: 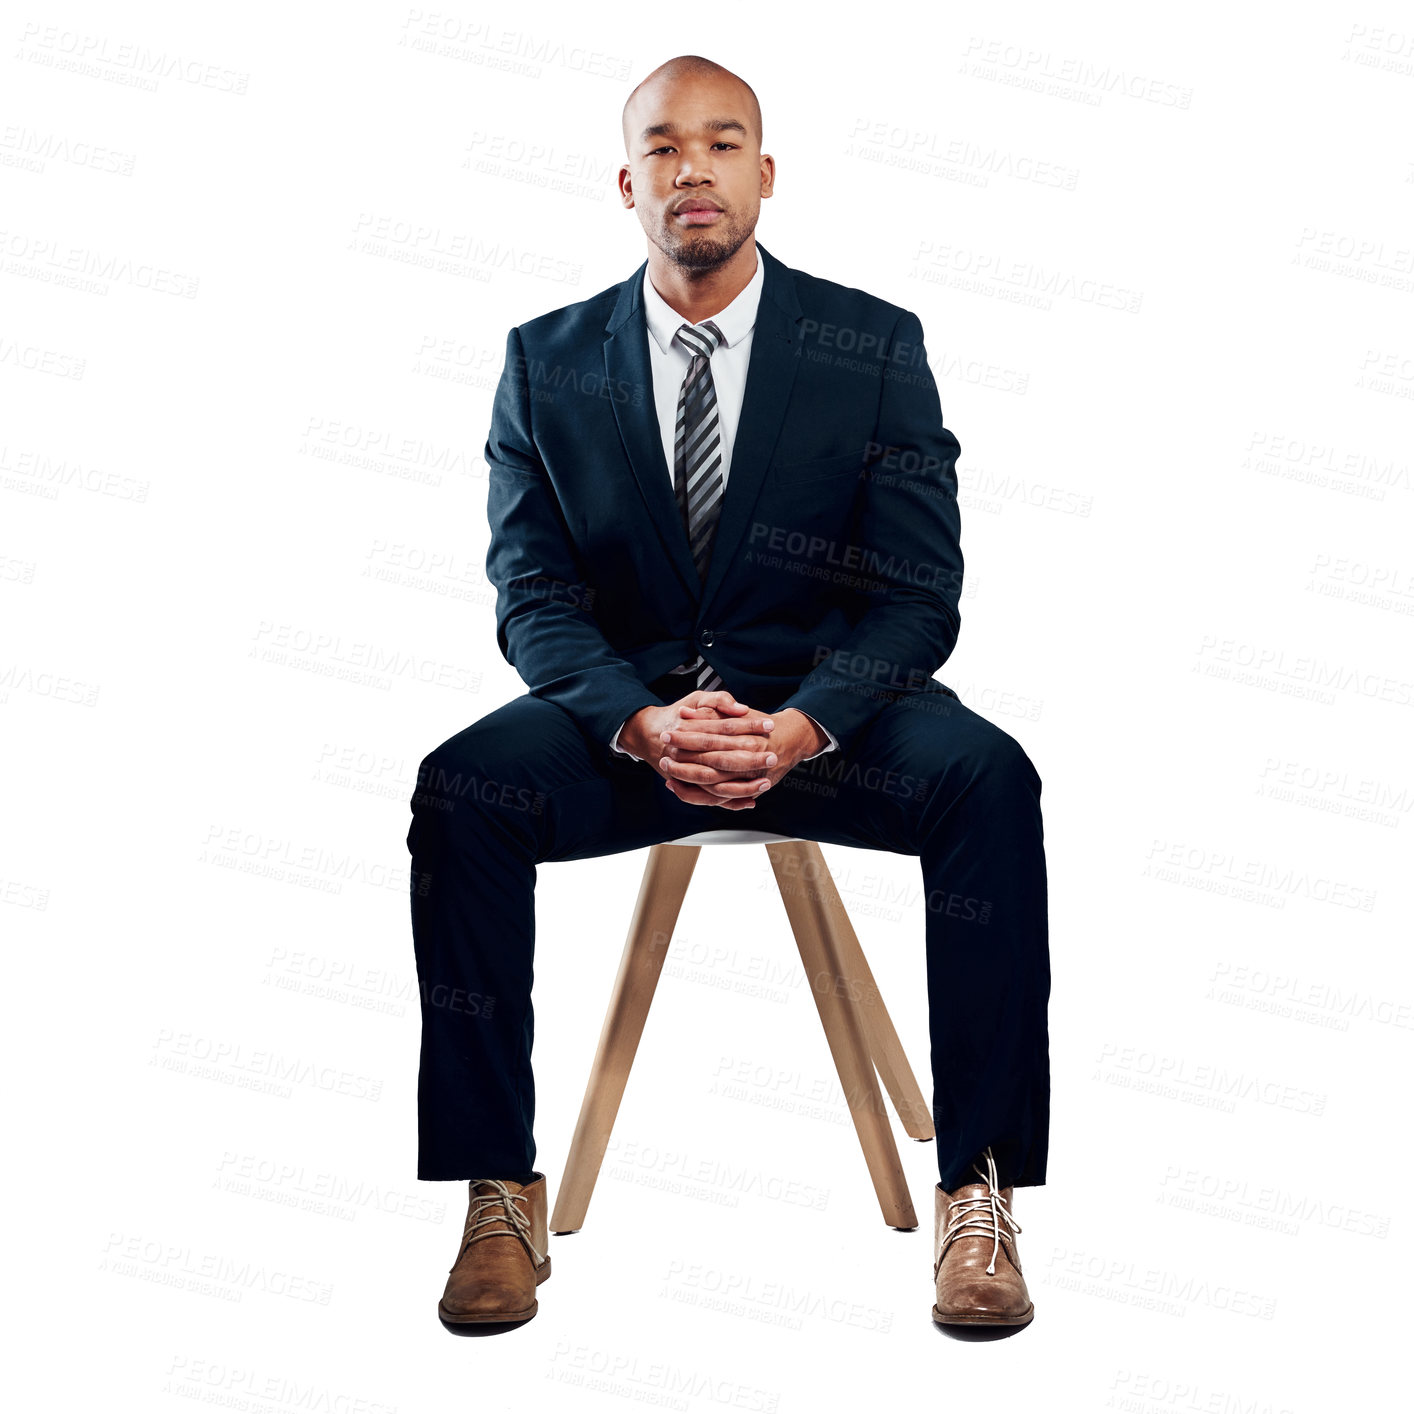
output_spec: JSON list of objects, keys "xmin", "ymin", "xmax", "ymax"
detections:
[{"xmin": 5, "ymin": 1, "xmax": 1410, "ymax": 1408}]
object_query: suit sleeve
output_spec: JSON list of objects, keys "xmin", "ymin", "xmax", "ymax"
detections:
[
  {"xmin": 484, "ymin": 326, "xmax": 665, "ymax": 746},
  {"xmin": 774, "ymin": 309, "xmax": 962, "ymax": 755}
]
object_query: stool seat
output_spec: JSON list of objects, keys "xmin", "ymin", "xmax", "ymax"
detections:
[
  {"xmin": 550, "ymin": 837, "xmax": 934, "ymax": 1235},
  {"xmin": 668, "ymin": 829, "xmax": 801, "ymax": 845}
]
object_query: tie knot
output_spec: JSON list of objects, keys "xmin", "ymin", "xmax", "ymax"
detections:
[{"xmin": 676, "ymin": 320, "xmax": 723, "ymax": 360}]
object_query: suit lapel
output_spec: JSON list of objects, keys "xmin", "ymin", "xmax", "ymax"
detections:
[
  {"xmin": 697, "ymin": 243, "xmax": 802, "ymax": 613},
  {"xmin": 603, "ymin": 269, "xmax": 701, "ymax": 598},
  {"xmin": 602, "ymin": 240, "xmax": 803, "ymax": 613}
]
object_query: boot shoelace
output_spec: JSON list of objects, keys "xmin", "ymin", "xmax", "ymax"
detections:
[
  {"xmin": 937, "ymin": 1146, "xmax": 1022, "ymax": 1277},
  {"xmin": 458, "ymin": 1179, "xmax": 546, "ymax": 1266}
]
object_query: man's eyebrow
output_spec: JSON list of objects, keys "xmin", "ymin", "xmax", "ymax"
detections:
[{"xmin": 639, "ymin": 118, "xmax": 749, "ymax": 144}]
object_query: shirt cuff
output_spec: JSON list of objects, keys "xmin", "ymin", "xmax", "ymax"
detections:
[
  {"xmin": 793, "ymin": 709, "xmax": 839, "ymax": 760},
  {"xmin": 610, "ymin": 717, "xmax": 643, "ymax": 762}
]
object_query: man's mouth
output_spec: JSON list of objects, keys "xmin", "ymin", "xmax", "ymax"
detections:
[{"xmin": 675, "ymin": 203, "xmax": 723, "ymax": 227}]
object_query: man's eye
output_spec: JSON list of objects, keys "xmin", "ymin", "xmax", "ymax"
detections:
[{"xmin": 646, "ymin": 143, "xmax": 737, "ymax": 155}]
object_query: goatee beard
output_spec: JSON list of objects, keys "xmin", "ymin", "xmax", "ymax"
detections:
[{"xmin": 663, "ymin": 222, "xmax": 748, "ymax": 273}]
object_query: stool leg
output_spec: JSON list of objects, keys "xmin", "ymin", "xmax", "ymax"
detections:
[
  {"xmin": 801, "ymin": 854, "xmax": 934, "ymax": 1141},
  {"xmin": 550, "ymin": 842, "xmax": 700, "ymax": 1233},
  {"xmin": 767, "ymin": 841, "xmax": 919, "ymax": 1230}
]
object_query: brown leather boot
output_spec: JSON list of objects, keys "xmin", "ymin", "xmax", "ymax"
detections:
[
  {"xmin": 932, "ymin": 1147, "xmax": 1033, "ymax": 1328},
  {"xmin": 438, "ymin": 1174, "xmax": 551, "ymax": 1325}
]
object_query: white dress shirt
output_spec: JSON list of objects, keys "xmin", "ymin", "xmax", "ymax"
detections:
[{"xmin": 609, "ymin": 250, "xmax": 839, "ymax": 763}]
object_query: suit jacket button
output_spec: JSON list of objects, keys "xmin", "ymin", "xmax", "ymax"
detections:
[{"xmin": 699, "ymin": 630, "xmax": 714, "ymax": 647}]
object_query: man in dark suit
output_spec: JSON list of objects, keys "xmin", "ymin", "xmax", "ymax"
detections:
[{"xmin": 407, "ymin": 54, "xmax": 1049, "ymax": 1332}]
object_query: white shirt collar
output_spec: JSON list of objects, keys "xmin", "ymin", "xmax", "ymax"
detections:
[{"xmin": 642, "ymin": 248, "xmax": 763, "ymax": 354}]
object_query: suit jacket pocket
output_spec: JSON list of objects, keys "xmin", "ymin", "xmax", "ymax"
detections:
[{"xmin": 773, "ymin": 450, "xmax": 866, "ymax": 483}]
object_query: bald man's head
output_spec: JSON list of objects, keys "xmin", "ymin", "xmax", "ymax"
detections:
[
  {"xmin": 618, "ymin": 55, "xmax": 773, "ymax": 276},
  {"xmin": 621, "ymin": 55, "xmax": 762, "ymax": 155}
]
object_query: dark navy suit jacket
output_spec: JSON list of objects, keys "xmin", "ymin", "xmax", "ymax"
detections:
[{"xmin": 483, "ymin": 239, "xmax": 964, "ymax": 759}]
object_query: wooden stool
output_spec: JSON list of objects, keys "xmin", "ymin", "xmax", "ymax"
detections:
[{"xmin": 550, "ymin": 830, "xmax": 934, "ymax": 1234}]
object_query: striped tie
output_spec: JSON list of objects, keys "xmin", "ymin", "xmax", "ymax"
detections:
[{"xmin": 671, "ymin": 319, "xmax": 725, "ymax": 692}]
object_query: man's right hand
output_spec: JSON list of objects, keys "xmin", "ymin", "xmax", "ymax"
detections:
[{"xmin": 619, "ymin": 691, "xmax": 776, "ymax": 811}]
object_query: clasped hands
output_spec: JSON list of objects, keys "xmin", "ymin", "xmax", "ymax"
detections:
[{"xmin": 618, "ymin": 690, "xmax": 827, "ymax": 810}]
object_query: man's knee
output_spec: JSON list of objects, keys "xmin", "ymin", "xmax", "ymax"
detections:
[
  {"xmin": 958, "ymin": 720, "xmax": 1041, "ymax": 796},
  {"xmin": 410, "ymin": 710, "xmax": 522, "ymax": 817},
  {"xmin": 409, "ymin": 695, "xmax": 585, "ymax": 820}
]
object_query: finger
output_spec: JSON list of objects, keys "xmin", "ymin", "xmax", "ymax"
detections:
[
  {"xmin": 691, "ymin": 691, "xmax": 749, "ymax": 714},
  {"xmin": 660, "ymin": 757, "xmax": 773, "ymax": 796},
  {"xmin": 662, "ymin": 725, "xmax": 776, "ymax": 751},
  {"xmin": 664, "ymin": 717, "xmax": 773, "ymax": 737},
  {"xmin": 660, "ymin": 754, "xmax": 768, "ymax": 786},
  {"xmin": 664, "ymin": 742, "xmax": 779, "ymax": 771},
  {"xmin": 664, "ymin": 777, "xmax": 756, "ymax": 809},
  {"xmin": 660, "ymin": 720, "xmax": 773, "ymax": 752}
]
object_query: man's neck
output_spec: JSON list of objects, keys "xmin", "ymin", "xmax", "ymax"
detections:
[{"xmin": 644, "ymin": 237, "xmax": 758, "ymax": 325}]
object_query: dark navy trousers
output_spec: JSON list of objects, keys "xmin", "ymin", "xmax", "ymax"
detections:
[{"xmin": 405, "ymin": 677, "xmax": 1050, "ymax": 1193}]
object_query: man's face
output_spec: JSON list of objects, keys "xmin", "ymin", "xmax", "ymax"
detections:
[{"xmin": 620, "ymin": 74, "xmax": 773, "ymax": 272}]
